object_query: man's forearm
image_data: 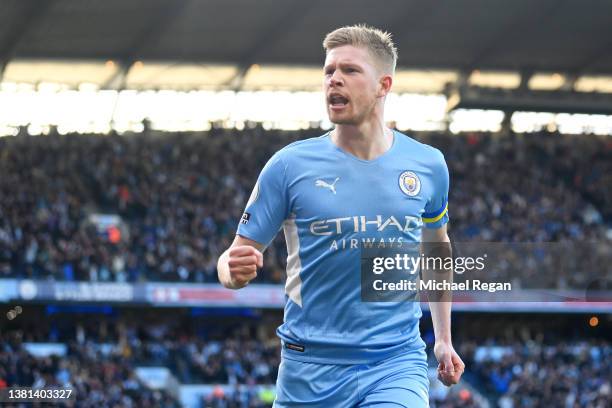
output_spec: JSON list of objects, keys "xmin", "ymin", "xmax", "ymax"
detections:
[
  {"xmin": 430, "ymin": 300, "xmax": 452, "ymax": 344},
  {"xmin": 422, "ymin": 238, "xmax": 453, "ymax": 344}
]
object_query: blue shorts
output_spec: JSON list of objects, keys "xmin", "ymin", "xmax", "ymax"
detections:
[{"xmin": 273, "ymin": 345, "xmax": 429, "ymax": 408}]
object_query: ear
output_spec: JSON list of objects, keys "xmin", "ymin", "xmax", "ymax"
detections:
[{"xmin": 377, "ymin": 74, "xmax": 393, "ymax": 98}]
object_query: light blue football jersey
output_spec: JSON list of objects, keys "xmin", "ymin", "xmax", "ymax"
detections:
[{"xmin": 237, "ymin": 130, "xmax": 449, "ymax": 364}]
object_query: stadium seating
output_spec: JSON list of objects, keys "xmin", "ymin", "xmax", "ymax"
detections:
[
  {"xmin": 1, "ymin": 310, "xmax": 609, "ymax": 408},
  {"xmin": 0, "ymin": 129, "xmax": 609, "ymax": 289}
]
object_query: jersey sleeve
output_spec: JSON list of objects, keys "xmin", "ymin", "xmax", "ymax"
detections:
[
  {"xmin": 422, "ymin": 150, "xmax": 449, "ymax": 229},
  {"xmin": 236, "ymin": 152, "xmax": 290, "ymax": 247}
]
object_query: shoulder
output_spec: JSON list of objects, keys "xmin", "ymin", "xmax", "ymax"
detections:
[
  {"xmin": 278, "ymin": 133, "xmax": 330, "ymax": 154},
  {"xmin": 273, "ymin": 133, "xmax": 331, "ymax": 162},
  {"xmin": 261, "ymin": 133, "xmax": 330, "ymax": 176},
  {"xmin": 395, "ymin": 131, "xmax": 446, "ymax": 167}
]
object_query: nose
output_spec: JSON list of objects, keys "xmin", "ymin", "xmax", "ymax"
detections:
[{"xmin": 327, "ymin": 71, "xmax": 343, "ymax": 87}]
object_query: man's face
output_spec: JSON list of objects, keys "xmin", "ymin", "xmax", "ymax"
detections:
[{"xmin": 323, "ymin": 45, "xmax": 384, "ymax": 125}]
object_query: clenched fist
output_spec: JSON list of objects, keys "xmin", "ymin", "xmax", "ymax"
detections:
[
  {"xmin": 227, "ymin": 245, "xmax": 264, "ymax": 288},
  {"xmin": 434, "ymin": 341, "xmax": 465, "ymax": 386}
]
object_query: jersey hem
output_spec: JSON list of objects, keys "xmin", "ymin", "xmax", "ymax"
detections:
[{"xmin": 279, "ymin": 335, "xmax": 426, "ymax": 365}]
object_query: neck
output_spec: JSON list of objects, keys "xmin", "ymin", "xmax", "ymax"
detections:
[{"xmin": 331, "ymin": 120, "xmax": 393, "ymax": 161}]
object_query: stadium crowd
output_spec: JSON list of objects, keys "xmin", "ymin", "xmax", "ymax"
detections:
[
  {"xmin": 9, "ymin": 315, "xmax": 281, "ymax": 386},
  {"xmin": 0, "ymin": 313, "xmax": 279, "ymax": 408},
  {"xmin": 0, "ymin": 330, "xmax": 181, "ymax": 407},
  {"xmin": 457, "ymin": 336, "xmax": 610, "ymax": 408},
  {"xmin": 458, "ymin": 339, "xmax": 610, "ymax": 408},
  {"xmin": 1, "ymin": 312, "xmax": 609, "ymax": 408},
  {"xmin": 0, "ymin": 128, "xmax": 609, "ymax": 288}
]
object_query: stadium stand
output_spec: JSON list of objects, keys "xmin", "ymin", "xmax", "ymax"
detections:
[
  {"xmin": 0, "ymin": 127, "xmax": 610, "ymax": 407},
  {"xmin": 0, "ymin": 129, "xmax": 609, "ymax": 289},
  {"xmin": 0, "ymin": 327, "xmax": 182, "ymax": 408},
  {"xmin": 0, "ymin": 308, "xmax": 609, "ymax": 407}
]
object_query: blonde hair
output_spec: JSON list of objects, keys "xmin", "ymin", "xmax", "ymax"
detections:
[{"xmin": 323, "ymin": 24, "xmax": 398, "ymax": 74}]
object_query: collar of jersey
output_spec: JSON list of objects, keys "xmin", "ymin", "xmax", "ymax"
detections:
[{"xmin": 325, "ymin": 130, "xmax": 398, "ymax": 164}]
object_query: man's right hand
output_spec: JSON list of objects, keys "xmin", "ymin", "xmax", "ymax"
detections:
[{"xmin": 227, "ymin": 245, "xmax": 264, "ymax": 288}]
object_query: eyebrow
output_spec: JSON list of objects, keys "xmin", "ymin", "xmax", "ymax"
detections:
[{"xmin": 324, "ymin": 62, "xmax": 361, "ymax": 71}]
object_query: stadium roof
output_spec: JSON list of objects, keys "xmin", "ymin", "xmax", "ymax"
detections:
[
  {"xmin": 1, "ymin": 0, "xmax": 612, "ymax": 94},
  {"xmin": 2, "ymin": 0, "xmax": 612, "ymax": 73}
]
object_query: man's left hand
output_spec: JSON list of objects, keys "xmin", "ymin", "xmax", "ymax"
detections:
[{"xmin": 434, "ymin": 341, "xmax": 465, "ymax": 386}]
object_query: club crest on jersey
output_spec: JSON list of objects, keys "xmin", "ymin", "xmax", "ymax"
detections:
[{"xmin": 399, "ymin": 171, "xmax": 421, "ymax": 197}]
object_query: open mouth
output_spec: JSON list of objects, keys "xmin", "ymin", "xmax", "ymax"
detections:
[{"xmin": 329, "ymin": 94, "xmax": 349, "ymax": 108}]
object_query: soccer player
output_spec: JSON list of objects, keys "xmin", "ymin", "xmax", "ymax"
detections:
[{"xmin": 218, "ymin": 24, "xmax": 464, "ymax": 407}]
